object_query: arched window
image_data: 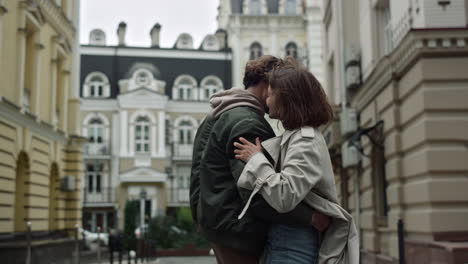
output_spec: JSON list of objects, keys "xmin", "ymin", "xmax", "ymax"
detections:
[
  {"xmin": 250, "ymin": 42, "xmax": 263, "ymax": 60},
  {"xmin": 173, "ymin": 75, "xmax": 197, "ymax": 100},
  {"xmin": 83, "ymin": 72, "xmax": 110, "ymax": 98},
  {"xmin": 284, "ymin": 0, "xmax": 297, "ymax": 15},
  {"xmin": 174, "ymin": 116, "xmax": 198, "ymax": 145},
  {"xmin": 135, "ymin": 116, "xmax": 150, "ymax": 153},
  {"xmin": 201, "ymin": 75, "xmax": 223, "ymax": 100},
  {"xmin": 178, "ymin": 120, "xmax": 194, "ymax": 144},
  {"xmin": 285, "ymin": 42, "xmax": 298, "ymax": 59},
  {"xmin": 86, "ymin": 163, "xmax": 104, "ymax": 193},
  {"xmin": 249, "ymin": 0, "xmax": 262, "ymax": 15},
  {"xmin": 88, "ymin": 118, "xmax": 104, "ymax": 143},
  {"xmin": 83, "ymin": 114, "xmax": 110, "ymax": 155}
]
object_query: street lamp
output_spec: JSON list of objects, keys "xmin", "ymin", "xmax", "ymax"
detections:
[
  {"xmin": 139, "ymin": 189, "xmax": 147, "ymax": 229},
  {"xmin": 165, "ymin": 167, "xmax": 174, "ymax": 204}
]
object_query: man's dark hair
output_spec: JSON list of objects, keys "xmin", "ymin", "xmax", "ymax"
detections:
[
  {"xmin": 269, "ymin": 57, "xmax": 334, "ymax": 130},
  {"xmin": 243, "ymin": 55, "xmax": 281, "ymax": 89}
]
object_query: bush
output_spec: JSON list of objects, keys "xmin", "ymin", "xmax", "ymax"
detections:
[
  {"xmin": 147, "ymin": 207, "xmax": 209, "ymax": 249},
  {"xmin": 123, "ymin": 200, "xmax": 139, "ymax": 250}
]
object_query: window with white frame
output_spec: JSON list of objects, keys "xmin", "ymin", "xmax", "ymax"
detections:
[
  {"xmin": 178, "ymin": 120, "xmax": 194, "ymax": 144},
  {"xmin": 201, "ymin": 76, "xmax": 223, "ymax": 100},
  {"xmin": 249, "ymin": 0, "xmax": 262, "ymax": 15},
  {"xmin": 285, "ymin": 42, "xmax": 298, "ymax": 59},
  {"xmin": 174, "ymin": 75, "xmax": 197, "ymax": 100},
  {"xmin": 284, "ymin": 0, "xmax": 297, "ymax": 15},
  {"xmin": 88, "ymin": 118, "xmax": 104, "ymax": 143},
  {"xmin": 135, "ymin": 116, "xmax": 150, "ymax": 153},
  {"xmin": 83, "ymin": 72, "xmax": 110, "ymax": 98},
  {"xmin": 177, "ymin": 166, "xmax": 191, "ymax": 189},
  {"xmin": 86, "ymin": 163, "xmax": 104, "ymax": 193},
  {"xmin": 382, "ymin": 5, "xmax": 393, "ymax": 56},
  {"xmin": 250, "ymin": 42, "xmax": 263, "ymax": 60}
]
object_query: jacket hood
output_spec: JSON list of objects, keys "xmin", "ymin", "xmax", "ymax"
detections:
[{"xmin": 209, "ymin": 87, "xmax": 265, "ymax": 118}]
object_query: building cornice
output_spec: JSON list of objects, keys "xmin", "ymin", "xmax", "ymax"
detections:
[
  {"xmin": 119, "ymin": 167, "xmax": 167, "ymax": 183},
  {"xmin": 166, "ymin": 101, "xmax": 210, "ymax": 113},
  {"xmin": 80, "ymin": 46, "xmax": 232, "ymax": 61},
  {"xmin": 32, "ymin": 0, "xmax": 75, "ymax": 48},
  {"xmin": 229, "ymin": 14, "xmax": 305, "ymax": 28},
  {"xmin": 118, "ymin": 90, "xmax": 169, "ymax": 110},
  {"xmin": 0, "ymin": 97, "xmax": 67, "ymax": 144},
  {"xmin": 352, "ymin": 28, "xmax": 468, "ymax": 111},
  {"xmin": 81, "ymin": 99, "xmax": 118, "ymax": 111},
  {"xmin": 81, "ymin": 97, "xmax": 211, "ymax": 113}
]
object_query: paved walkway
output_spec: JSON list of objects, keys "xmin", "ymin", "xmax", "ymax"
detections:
[
  {"xmin": 158, "ymin": 256, "xmax": 216, "ymax": 264},
  {"xmin": 88, "ymin": 256, "xmax": 216, "ymax": 264}
]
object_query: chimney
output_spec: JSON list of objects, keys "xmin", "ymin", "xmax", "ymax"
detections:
[
  {"xmin": 150, "ymin": 23, "xmax": 161, "ymax": 47},
  {"xmin": 215, "ymin": 29, "xmax": 227, "ymax": 49},
  {"xmin": 117, "ymin": 22, "xmax": 127, "ymax": 46}
]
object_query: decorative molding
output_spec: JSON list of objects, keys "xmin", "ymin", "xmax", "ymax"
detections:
[
  {"xmin": 166, "ymin": 101, "xmax": 210, "ymax": 113},
  {"xmin": 81, "ymin": 99, "xmax": 118, "ymax": 111},
  {"xmin": 352, "ymin": 29, "xmax": 468, "ymax": 111},
  {"xmin": 237, "ymin": 15, "xmax": 304, "ymax": 28},
  {"xmin": 118, "ymin": 88, "xmax": 169, "ymax": 109},
  {"xmin": 32, "ymin": 0, "xmax": 75, "ymax": 48},
  {"xmin": 80, "ymin": 46, "xmax": 232, "ymax": 61},
  {"xmin": 119, "ymin": 167, "xmax": 167, "ymax": 183},
  {"xmin": 0, "ymin": 97, "xmax": 67, "ymax": 145}
]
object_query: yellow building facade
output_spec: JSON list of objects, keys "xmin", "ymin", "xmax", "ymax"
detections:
[{"xmin": 0, "ymin": 1, "xmax": 83, "ymax": 263}]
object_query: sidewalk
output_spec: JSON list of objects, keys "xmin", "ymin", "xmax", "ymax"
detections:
[{"xmin": 88, "ymin": 256, "xmax": 216, "ymax": 264}]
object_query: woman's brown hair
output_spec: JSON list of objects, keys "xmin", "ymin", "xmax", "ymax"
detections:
[{"xmin": 269, "ymin": 57, "xmax": 333, "ymax": 130}]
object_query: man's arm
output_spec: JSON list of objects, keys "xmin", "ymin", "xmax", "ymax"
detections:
[{"xmin": 226, "ymin": 118, "xmax": 315, "ymax": 226}]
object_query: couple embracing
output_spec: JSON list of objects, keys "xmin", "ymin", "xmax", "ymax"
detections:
[{"xmin": 190, "ymin": 55, "xmax": 358, "ymax": 264}]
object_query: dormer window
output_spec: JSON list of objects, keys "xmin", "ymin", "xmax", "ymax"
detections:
[
  {"xmin": 173, "ymin": 75, "xmax": 197, "ymax": 100},
  {"xmin": 89, "ymin": 29, "xmax": 106, "ymax": 46},
  {"xmin": 201, "ymin": 75, "xmax": 223, "ymax": 101},
  {"xmin": 175, "ymin": 33, "xmax": 194, "ymax": 49},
  {"xmin": 83, "ymin": 72, "xmax": 110, "ymax": 98}
]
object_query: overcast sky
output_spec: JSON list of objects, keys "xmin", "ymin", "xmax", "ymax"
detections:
[{"xmin": 79, "ymin": 0, "xmax": 219, "ymax": 48}]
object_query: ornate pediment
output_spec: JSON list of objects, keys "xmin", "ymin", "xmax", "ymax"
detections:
[{"xmin": 120, "ymin": 167, "xmax": 167, "ymax": 183}]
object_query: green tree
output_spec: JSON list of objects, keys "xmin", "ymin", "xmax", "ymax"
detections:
[{"xmin": 123, "ymin": 200, "xmax": 139, "ymax": 250}]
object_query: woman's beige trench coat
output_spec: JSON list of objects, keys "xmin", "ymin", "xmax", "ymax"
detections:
[{"xmin": 237, "ymin": 127, "xmax": 359, "ymax": 264}]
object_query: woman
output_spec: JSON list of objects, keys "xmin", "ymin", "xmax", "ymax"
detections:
[{"xmin": 233, "ymin": 58, "xmax": 338, "ymax": 264}]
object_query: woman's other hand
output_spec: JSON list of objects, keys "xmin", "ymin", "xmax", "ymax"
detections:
[{"xmin": 233, "ymin": 137, "xmax": 262, "ymax": 162}]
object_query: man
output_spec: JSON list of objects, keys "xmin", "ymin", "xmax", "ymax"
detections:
[{"xmin": 190, "ymin": 56, "xmax": 330, "ymax": 263}]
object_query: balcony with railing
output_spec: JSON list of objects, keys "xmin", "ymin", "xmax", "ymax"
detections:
[
  {"xmin": 167, "ymin": 187, "xmax": 190, "ymax": 206},
  {"xmin": 84, "ymin": 143, "xmax": 110, "ymax": 156},
  {"xmin": 83, "ymin": 187, "xmax": 116, "ymax": 207},
  {"xmin": 173, "ymin": 144, "xmax": 193, "ymax": 160}
]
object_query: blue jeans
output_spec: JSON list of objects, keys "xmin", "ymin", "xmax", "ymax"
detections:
[{"xmin": 263, "ymin": 224, "xmax": 320, "ymax": 264}]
